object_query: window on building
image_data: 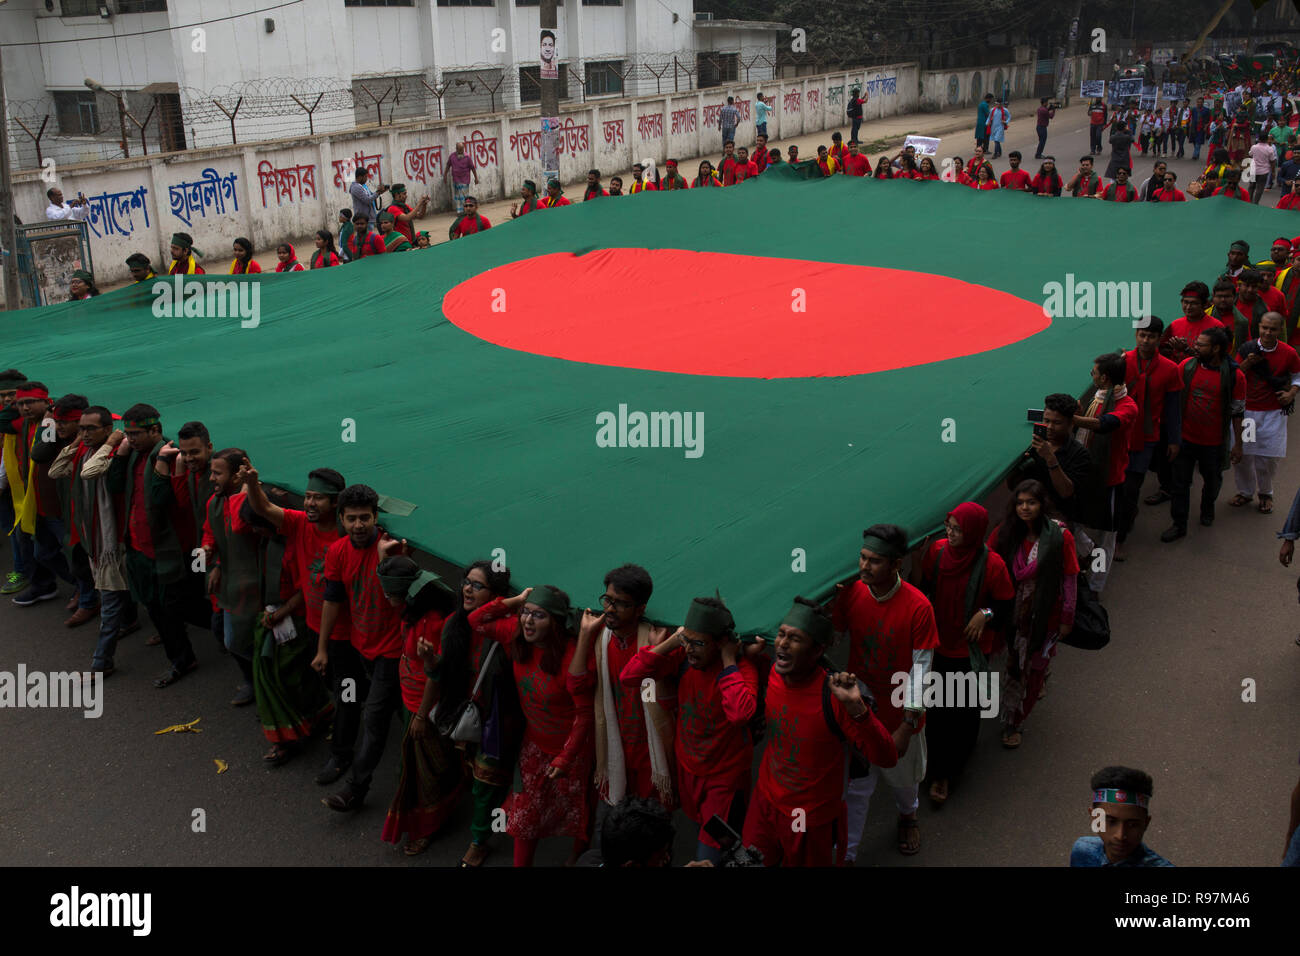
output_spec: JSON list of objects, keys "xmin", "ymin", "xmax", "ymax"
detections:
[
  {"xmin": 581, "ymin": 0, "xmax": 621, "ymax": 5},
  {"xmin": 433, "ymin": 0, "xmax": 492, "ymax": 6},
  {"xmin": 515, "ymin": 1, "xmax": 563, "ymax": 5},
  {"xmin": 347, "ymin": 1, "xmax": 416, "ymax": 7},
  {"xmin": 60, "ymin": 0, "xmax": 99, "ymax": 15},
  {"xmin": 519, "ymin": 65, "xmax": 571, "ymax": 104},
  {"xmin": 696, "ymin": 52, "xmax": 738, "ymax": 89},
  {"xmin": 117, "ymin": 1, "xmax": 169, "ymax": 12},
  {"xmin": 53, "ymin": 91, "xmax": 101, "ymax": 135},
  {"xmin": 585, "ymin": 61, "xmax": 624, "ymax": 96}
]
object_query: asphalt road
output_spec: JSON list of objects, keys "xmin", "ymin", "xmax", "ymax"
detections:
[{"xmin": 3, "ymin": 111, "xmax": 1298, "ymax": 868}]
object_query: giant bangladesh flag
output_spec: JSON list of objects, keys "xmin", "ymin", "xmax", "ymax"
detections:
[{"xmin": 13, "ymin": 166, "xmax": 1270, "ymax": 634}]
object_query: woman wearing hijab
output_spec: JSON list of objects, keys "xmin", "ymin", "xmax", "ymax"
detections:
[
  {"xmin": 168, "ymin": 232, "xmax": 204, "ymax": 274},
  {"xmin": 378, "ymin": 554, "xmax": 464, "ymax": 857},
  {"xmin": 274, "ymin": 243, "xmax": 304, "ymax": 272},
  {"xmin": 693, "ymin": 160, "xmax": 721, "ymax": 187},
  {"xmin": 229, "ymin": 237, "xmax": 262, "ymax": 274},
  {"xmin": 68, "ymin": 269, "xmax": 99, "ymax": 300},
  {"xmin": 310, "ymin": 230, "xmax": 341, "ymax": 268},
  {"xmin": 510, "ymin": 180, "xmax": 541, "ymax": 218},
  {"xmin": 495, "ymin": 585, "xmax": 596, "ymax": 867},
  {"xmin": 915, "ymin": 503, "xmax": 1015, "ymax": 805},
  {"xmin": 989, "ymin": 480, "xmax": 1078, "ymax": 750}
]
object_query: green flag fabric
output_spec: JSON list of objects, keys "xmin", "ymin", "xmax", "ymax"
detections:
[{"xmin": 7, "ymin": 166, "xmax": 1265, "ymax": 634}]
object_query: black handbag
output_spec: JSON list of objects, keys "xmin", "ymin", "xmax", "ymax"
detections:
[{"xmin": 1061, "ymin": 574, "xmax": 1110, "ymax": 650}]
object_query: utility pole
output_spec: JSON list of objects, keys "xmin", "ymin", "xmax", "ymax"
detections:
[
  {"xmin": 0, "ymin": 6, "xmax": 23, "ymax": 312},
  {"xmin": 1056, "ymin": 0, "xmax": 1083, "ymax": 107},
  {"xmin": 539, "ymin": 0, "xmax": 560, "ymax": 189}
]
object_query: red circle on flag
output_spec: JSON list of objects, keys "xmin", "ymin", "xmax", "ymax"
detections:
[{"xmin": 442, "ymin": 248, "xmax": 1051, "ymax": 378}]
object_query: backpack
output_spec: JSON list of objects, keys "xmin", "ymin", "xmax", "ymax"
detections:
[{"xmin": 847, "ymin": 98, "xmax": 863, "ymax": 119}]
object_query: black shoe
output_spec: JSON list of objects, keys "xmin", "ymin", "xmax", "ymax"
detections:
[
  {"xmin": 11, "ymin": 584, "xmax": 59, "ymax": 607},
  {"xmin": 322, "ymin": 789, "xmax": 364, "ymax": 812},
  {"xmin": 153, "ymin": 658, "xmax": 198, "ymax": 688},
  {"xmin": 1160, "ymin": 524, "xmax": 1187, "ymax": 543},
  {"xmin": 1200, "ymin": 514, "xmax": 1214, "ymax": 527},
  {"xmin": 1144, "ymin": 489, "xmax": 1172, "ymax": 506},
  {"xmin": 231, "ymin": 682, "xmax": 254, "ymax": 707},
  {"xmin": 314, "ymin": 758, "xmax": 351, "ymax": 786}
]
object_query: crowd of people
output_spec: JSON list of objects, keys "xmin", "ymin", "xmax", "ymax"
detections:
[{"xmin": 9, "ymin": 222, "xmax": 1300, "ymax": 864}]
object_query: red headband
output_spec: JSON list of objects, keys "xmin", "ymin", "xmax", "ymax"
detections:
[
  {"xmin": 15, "ymin": 386, "xmax": 48, "ymax": 400},
  {"xmin": 53, "ymin": 406, "xmax": 83, "ymax": 422}
]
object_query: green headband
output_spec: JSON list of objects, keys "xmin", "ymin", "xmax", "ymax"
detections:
[
  {"xmin": 524, "ymin": 179, "xmax": 537, "ymax": 194},
  {"xmin": 1091, "ymin": 788, "xmax": 1150, "ymax": 809},
  {"xmin": 525, "ymin": 584, "xmax": 570, "ymax": 619},
  {"xmin": 684, "ymin": 597, "xmax": 734, "ymax": 637},
  {"xmin": 171, "ymin": 233, "xmax": 192, "ymax": 248},
  {"xmin": 377, "ymin": 567, "xmax": 442, "ymax": 601},
  {"xmin": 390, "ymin": 183, "xmax": 406, "ymax": 193},
  {"xmin": 124, "ymin": 417, "xmax": 160, "ymax": 429},
  {"xmin": 71, "ymin": 269, "xmax": 94, "ymax": 284},
  {"xmin": 862, "ymin": 533, "xmax": 905, "ymax": 559},
  {"xmin": 1230, "ymin": 241, "xmax": 1250, "ymax": 252},
  {"xmin": 780, "ymin": 601, "xmax": 832, "ymax": 645},
  {"xmin": 377, "ymin": 211, "xmax": 395, "ymax": 223},
  {"xmin": 306, "ymin": 474, "xmax": 345, "ymax": 495}
]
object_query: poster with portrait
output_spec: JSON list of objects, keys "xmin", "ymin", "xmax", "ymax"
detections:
[
  {"xmin": 540, "ymin": 29, "xmax": 558, "ymax": 80},
  {"xmin": 16, "ymin": 220, "xmax": 93, "ymax": 308},
  {"xmin": 1080, "ymin": 80, "xmax": 1105, "ymax": 98}
]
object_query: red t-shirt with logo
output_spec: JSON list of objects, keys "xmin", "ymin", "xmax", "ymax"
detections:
[
  {"xmin": 513, "ymin": 641, "xmax": 595, "ymax": 770},
  {"xmin": 1000, "ymin": 168, "xmax": 1033, "ymax": 191},
  {"xmin": 844, "ymin": 155, "xmax": 872, "ymax": 176},
  {"xmin": 832, "ymin": 579, "xmax": 940, "ymax": 732},
  {"xmin": 1238, "ymin": 340, "xmax": 1300, "ymax": 410},
  {"xmin": 323, "ymin": 532, "xmax": 402, "ymax": 660},
  {"xmin": 1095, "ymin": 393, "xmax": 1140, "ymax": 485},
  {"xmin": 279, "ymin": 508, "xmax": 349, "ymax": 640},
  {"xmin": 1178, "ymin": 359, "xmax": 1247, "ymax": 445},
  {"xmin": 756, "ymin": 668, "xmax": 897, "ymax": 826},
  {"xmin": 622, "ymin": 644, "xmax": 757, "ymax": 786},
  {"xmin": 398, "ymin": 609, "xmax": 448, "ymax": 714}
]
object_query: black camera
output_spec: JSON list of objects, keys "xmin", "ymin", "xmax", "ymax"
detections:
[{"xmin": 702, "ymin": 814, "xmax": 764, "ymax": 867}]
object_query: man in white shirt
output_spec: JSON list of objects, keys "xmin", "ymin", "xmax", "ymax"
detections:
[
  {"xmin": 1247, "ymin": 129, "xmax": 1277, "ymax": 205},
  {"xmin": 45, "ymin": 187, "xmax": 89, "ymax": 222}
]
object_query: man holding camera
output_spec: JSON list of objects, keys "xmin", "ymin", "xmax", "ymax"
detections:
[
  {"xmin": 1117, "ymin": 319, "xmax": 1182, "ymax": 555},
  {"xmin": 1005, "ymin": 394, "xmax": 1092, "ymax": 525},
  {"xmin": 1034, "ymin": 97, "xmax": 1058, "ymax": 159},
  {"xmin": 1230, "ymin": 312, "xmax": 1300, "ymax": 514},
  {"xmin": 44, "ymin": 187, "xmax": 90, "ymax": 223}
]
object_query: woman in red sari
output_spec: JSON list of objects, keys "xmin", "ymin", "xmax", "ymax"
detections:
[
  {"xmin": 989, "ymin": 480, "xmax": 1078, "ymax": 750},
  {"xmin": 495, "ymin": 585, "xmax": 596, "ymax": 866}
]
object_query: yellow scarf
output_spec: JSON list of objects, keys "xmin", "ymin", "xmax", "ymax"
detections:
[
  {"xmin": 3, "ymin": 431, "xmax": 37, "ymax": 535},
  {"xmin": 170, "ymin": 255, "xmax": 197, "ymax": 275}
]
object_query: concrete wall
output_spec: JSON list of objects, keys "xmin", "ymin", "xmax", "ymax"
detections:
[
  {"xmin": 4, "ymin": 61, "xmax": 920, "ymax": 299},
  {"xmin": 920, "ymin": 61, "xmax": 1036, "ymax": 112}
]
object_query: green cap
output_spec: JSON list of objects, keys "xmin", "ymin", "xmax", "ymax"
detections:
[
  {"xmin": 780, "ymin": 600, "xmax": 832, "ymax": 645},
  {"xmin": 683, "ymin": 596, "xmax": 734, "ymax": 637},
  {"xmin": 71, "ymin": 269, "xmax": 94, "ymax": 284}
]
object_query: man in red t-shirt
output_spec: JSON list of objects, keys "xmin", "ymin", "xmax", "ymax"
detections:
[
  {"xmin": 1235, "ymin": 270, "xmax": 1288, "ymax": 348},
  {"xmin": 999, "ymin": 150, "xmax": 1033, "ymax": 191},
  {"xmin": 719, "ymin": 142, "xmax": 739, "ymax": 185},
  {"xmin": 240, "ymin": 462, "xmax": 359, "ymax": 785},
  {"xmin": 1072, "ymin": 352, "xmax": 1140, "ymax": 591},
  {"xmin": 1231, "ymin": 312, "xmax": 1300, "ymax": 513},
  {"xmin": 731, "ymin": 146, "xmax": 760, "ymax": 183},
  {"xmin": 345, "ymin": 213, "xmax": 385, "ymax": 259},
  {"xmin": 1161, "ymin": 281, "xmax": 1228, "ymax": 364},
  {"xmin": 1163, "ymin": 326, "xmax": 1246, "ymax": 541},
  {"xmin": 741, "ymin": 596, "xmax": 897, "ymax": 867},
  {"xmin": 843, "ymin": 141, "xmax": 872, "ymax": 177},
  {"xmin": 1152, "ymin": 170, "xmax": 1187, "ymax": 201},
  {"xmin": 318, "ymin": 484, "xmax": 404, "ymax": 811},
  {"xmin": 1119, "ymin": 318, "xmax": 1183, "ymax": 553},
  {"xmin": 754, "ymin": 135, "xmax": 772, "ymax": 173},
  {"xmin": 833, "ymin": 523, "xmax": 939, "ymax": 861},
  {"xmin": 620, "ymin": 596, "xmax": 757, "ymax": 864}
]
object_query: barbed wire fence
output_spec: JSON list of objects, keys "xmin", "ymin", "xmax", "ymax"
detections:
[{"xmin": 4, "ymin": 44, "xmax": 1030, "ymax": 174}]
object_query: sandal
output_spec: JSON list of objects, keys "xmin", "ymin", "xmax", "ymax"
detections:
[
  {"xmin": 1230, "ymin": 493, "xmax": 1254, "ymax": 507},
  {"xmin": 144, "ymin": 633, "xmax": 163, "ymax": 647},
  {"xmin": 1002, "ymin": 729, "xmax": 1023, "ymax": 749},
  {"xmin": 897, "ymin": 816, "xmax": 921, "ymax": 855},
  {"xmin": 928, "ymin": 779, "xmax": 949, "ymax": 806},
  {"xmin": 460, "ymin": 842, "xmax": 489, "ymax": 868},
  {"xmin": 1259, "ymin": 495, "xmax": 1274, "ymax": 514},
  {"xmin": 263, "ymin": 744, "xmax": 293, "ymax": 766},
  {"xmin": 404, "ymin": 836, "xmax": 432, "ymax": 857}
]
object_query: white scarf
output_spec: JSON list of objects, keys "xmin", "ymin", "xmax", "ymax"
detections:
[{"xmin": 597, "ymin": 626, "xmax": 672, "ymax": 805}]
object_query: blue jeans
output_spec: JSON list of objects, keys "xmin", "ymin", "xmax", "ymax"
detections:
[
  {"xmin": 722, "ymin": 127, "xmax": 736, "ymax": 148},
  {"xmin": 1284, "ymin": 825, "xmax": 1300, "ymax": 866},
  {"xmin": 0, "ymin": 488, "xmax": 27, "ymax": 577},
  {"xmin": 1035, "ymin": 125, "xmax": 1048, "ymax": 157},
  {"xmin": 92, "ymin": 589, "xmax": 131, "ymax": 670},
  {"xmin": 756, "ymin": 122, "xmax": 767, "ymax": 138}
]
